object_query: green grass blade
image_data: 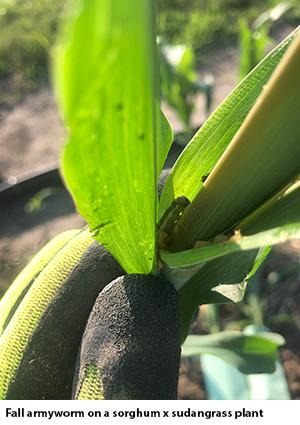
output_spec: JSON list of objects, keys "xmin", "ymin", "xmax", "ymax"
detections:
[
  {"xmin": 182, "ymin": 331, "xmax": 284, "ymax": 374},
  {"xmin": 157, "ymin": 110, "xmax": 173, "ymax": 180},
  {"xmin": 53, "ymin": 0, "xmax": 159, "ymax": 274},
  {"xmin": 162, "ymin": 183, "xmax": 300, "ymax": 268},
  {"xmin": 238, "ymin": 18, "xmax": 253, "ymax": 81},
  {"xmin": 170, "ymin": 30, "xmax": 300, "ymax": 250},
  {"xmin": 162, "ymin": 223, "xmax": 297, "ymax": 268},
  {"xmin": 159, "ymin": 26, "xmax": 300, "ymax": 221},
  {"xmin": 161, "ymin": 237, "xmax": 271, "ymax": 269},
  {"xmin": 240, "ymin": 181, "xmax": 300, "ymax": 235}
]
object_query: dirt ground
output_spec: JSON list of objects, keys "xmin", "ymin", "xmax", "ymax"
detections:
[{"xmin": 0, "ymin": 22, "xmax": 299, "ymax": 400}]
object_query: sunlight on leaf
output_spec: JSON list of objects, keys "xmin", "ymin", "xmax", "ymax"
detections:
[
  {"xmin": 159, "ymin": 26, "xmax": 300, "ymax": 220},
  {"xmin": 53, "ymin": 0, "xmax": 160, "ymax": 274},
  {"xmin": 169, "ymin": 30, "xmax": 300, "ymax": 249}
]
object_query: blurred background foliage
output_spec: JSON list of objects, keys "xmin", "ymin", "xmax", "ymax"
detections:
[
  {"xmin": 0, "ymin": 0, "xmax": 299, "ymax": 103},
  {"xmin": 158, "ymin": 0, "xmax": 299, "ymax": 56},
  {"xmin": 0, "ymin": 0, "xmax": 65, "ymax": 101}
]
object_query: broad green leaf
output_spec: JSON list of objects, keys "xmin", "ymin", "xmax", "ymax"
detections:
[
  {"xmin": 53, "ymin": 0, "xmax": 160, "ymax": 274},
  {"xmin": 159, "ymin": 25, "xmax": 300, "ymax": 220},
  {"xmin": 181, "ymin": 331, "xmax": 285, "ymax": 374}
]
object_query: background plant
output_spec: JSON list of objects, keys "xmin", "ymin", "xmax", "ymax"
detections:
[
  {"xmin": 0, "ymin": 0, "xmax": 65, "ymax": 99},
  {"xmin": 1, "ymin": 0, "xmax": 300, "ymax": 104},
  {"xmin": 159, "ymin": 39, "xmax": 213, "ymax": 133},
  {"xmin": 238, "ymin": 1, "xmax": 296, "ymax": 80}
]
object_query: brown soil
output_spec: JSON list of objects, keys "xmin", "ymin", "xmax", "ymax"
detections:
[{"xmin": 0, "ymin": 22, "xmax": 299, "ymax": 399}]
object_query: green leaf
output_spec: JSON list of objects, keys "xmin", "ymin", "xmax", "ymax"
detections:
[
  {"xmin": 161, "ymin": 182, "xmax": 300, "ymax": 269},
  {"xmin": 181, "ymin": 331, "xmax": 285, "ymax": 374},
  {"xmin": 169, "ymin": 30, "xmax": 300, "ymax": 249},
  {"xmin": 157, "ymin": 111, "xmax": 173, "ymax": 181},
  {"xmin": 53, "ymin": 0, "xmax": 160, "ymax": 274},
  {"xmin": 161, "ymin": 178, "xmax": 300, "ymax": 342},
  {"xmin": 173, "ymin": 249, "xmax": 262, "ymax": 342},
  {"xmin": 240, "ymin": 181, "xmax": 300, "ymax": 235},
  {"xmin": 238, "ymin": 18, "xmax": 254, "ymax": 81},
  {"xmin": 159, "ymin": 26, "xmax": 300, "ymax": 220}
]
